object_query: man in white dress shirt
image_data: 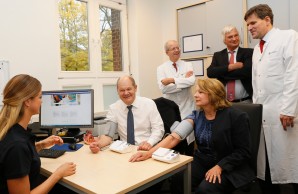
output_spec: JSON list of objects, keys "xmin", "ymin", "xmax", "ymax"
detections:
[
  {"xmin": 89, "ymin": 76, "xmax": 164, "ymax": 153},
  {"xmin": 157, "ymin": 40, "xmax": 195, "ymax": 155},
  {"xmin": 245, "ymin": 4, "xmax": 298, "ymax": 194}
]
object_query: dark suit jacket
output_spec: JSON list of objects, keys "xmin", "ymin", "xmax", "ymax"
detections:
[
  {"xmin": 206, "ymin": 107, "xmax": 255, "ymax": 188},
  {"xmin": 207, "ymin": 47, "xmax": 253, "ymax": 98}
]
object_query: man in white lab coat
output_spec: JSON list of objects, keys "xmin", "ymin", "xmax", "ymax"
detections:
[
  {"xmin": 157, "ymin": 40, "xmax": 195, "ymax": 155},
  {"xmin": 245, "ymin": 4, "xmax": 298, "ymax": 194}
]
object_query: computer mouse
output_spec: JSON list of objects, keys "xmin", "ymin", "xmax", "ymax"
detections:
[{"xmin": 68, "ymin": 143, "xmax": 77, "ymax": 150}]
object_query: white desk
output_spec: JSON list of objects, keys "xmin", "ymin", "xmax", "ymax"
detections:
[{"xmin": 40, "ymin": 145, "xmax": 193, "ymax": 194}]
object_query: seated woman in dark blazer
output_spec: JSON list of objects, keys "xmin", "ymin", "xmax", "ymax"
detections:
[{"xmin": 130, "ymin": 78, "xmax": 255, "ymax": 194}]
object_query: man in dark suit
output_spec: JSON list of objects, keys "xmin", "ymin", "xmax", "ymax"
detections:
[{"xmin": 207, "ymin": 25, "xmax": 253, "ymax": 103}]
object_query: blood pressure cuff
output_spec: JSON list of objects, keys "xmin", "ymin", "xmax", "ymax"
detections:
[{"xmin": 170, "ymin": 120, "xmax": 193, "ymax": 140}]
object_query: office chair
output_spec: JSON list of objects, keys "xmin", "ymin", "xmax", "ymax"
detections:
[
  {"xmin": 153, "ymin": 97, "xmax": 190, "ymax": 194},
  {"xmin": 153, "ymin": 97, "xmax": 194, "ymax": 156},
  {"xmin": 232, "ymin": 103, "xmax": 263, "ymax": 194},
  {"xmin": 28, "ymin": 122, "xmax": 52, "ymax": 141}
]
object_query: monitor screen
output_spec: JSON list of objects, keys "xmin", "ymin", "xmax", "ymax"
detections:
[{"xmin": 40, "ymin": 89, "xmax": 94, "ymax": 129}]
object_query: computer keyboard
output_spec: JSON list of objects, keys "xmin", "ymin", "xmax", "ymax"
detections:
[{"xmin": 38, "ymin": 149, "xmax": 66, "ymax": 158}]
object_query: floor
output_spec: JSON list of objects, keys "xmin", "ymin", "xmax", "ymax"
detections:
[
  {"xmin": 48, "ymin": 178, "xmax": 296, "ymax": 194},
  {"xmin": 233, "ymin": 182, "xmax": 295, "ymax": 194}
]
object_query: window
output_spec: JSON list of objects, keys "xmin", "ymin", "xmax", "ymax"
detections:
[
  {"xmin": 99, "ymin": 6, "xmax": 122, "ymax": 71},
  {"xmin": 59, "ymin": 0, "xmax": 89, "ymax": 71},
  {"xmin": 57, "ymin": 0, "xmax": 128, "ymax": 112}
]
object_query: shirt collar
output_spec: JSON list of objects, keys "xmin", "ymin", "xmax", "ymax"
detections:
[
  {"xmin": 169, "ymin": 60, "xmax": 181, "ymax": 65},
  {"xmin": 262, "ymin": 27, "xmax": 276, "ymax": 42},
  {"xmin": 226, "ymin": 47, "xmax": 239, "ymax": 53},
  {"xmin": 120, "ymin": 96, "xmax": 140, "ymax": 111}
]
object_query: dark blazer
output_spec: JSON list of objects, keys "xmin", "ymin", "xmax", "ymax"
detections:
[
  {"xmin": 207, "ymin": 47, "xmax": 253, "ymax": 98},
  {"xmin": 208, "ymin": 107, "xmax": 255, "ymax": 188}
]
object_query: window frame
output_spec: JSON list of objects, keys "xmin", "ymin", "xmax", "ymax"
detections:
[{"xmin": 57, "ymin": 0, "xmax": 129, "ymax": 112}]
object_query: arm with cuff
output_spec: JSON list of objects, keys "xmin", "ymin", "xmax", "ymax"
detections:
[
  {"xmin": 129, "ymin": 119, "xmax": 194, "ymax": 162},
  {"xmin": 99, "ymin": 121, "xmax": 117, "ymax": 147},
  {"xmin": 171, "ymin": 119, "xmax": 194, "ymax": 140}
]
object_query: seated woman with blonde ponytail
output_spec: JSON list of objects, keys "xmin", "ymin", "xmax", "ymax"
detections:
[{"xmin": 0, "ymin": 74, "xmax": 76, "ymax": 194}]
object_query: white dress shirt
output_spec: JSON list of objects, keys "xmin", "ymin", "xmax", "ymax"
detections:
[
  {"xmin": 226, "ymin": 48, "xmax": 249, "ymax": 100},
  {"xmin": 105, "ymin": 96, "xmax": 164, "ymax": 146}
]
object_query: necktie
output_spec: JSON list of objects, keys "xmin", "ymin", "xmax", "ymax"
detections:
[
  {"xmin": 260, "ymin": 40, "xmax": 265, "ymax": 53},
  {"xmin": 227, "ymin": 51, "xmax": 235, "ymax": 101},
  {"xmin": 173, "ymin": 63, "xmax": 177, "ymax": 72},
  {"xmin": 127, "ymin": 105, "xmax": 135, "ymax": 145}
]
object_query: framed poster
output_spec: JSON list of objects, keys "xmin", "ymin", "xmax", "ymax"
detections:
[
  {"xmin": 182, "ymin": 34, "xmax": 203, "ymax": 53},
  {"xmin": 185, "ymin": 59, "xmax": 204, "ymax": 76}
]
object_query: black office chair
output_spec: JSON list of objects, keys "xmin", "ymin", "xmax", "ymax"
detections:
[
  {"xmin": 153, "ymin": 97, "xmax": 193, "ymax": 194},
  {"xmin": 232, "ymin": 103, "xmax": 263, "ymax": 194},
  {"xmin": 153, "ymin": 97, "xmax": 194, "ymax": 156},
  {"xmin": 28, "ymin": 122, "xmax": 52, "ymax": 141}
]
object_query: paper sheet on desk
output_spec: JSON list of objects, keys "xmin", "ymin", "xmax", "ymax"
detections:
[{"xmin": 51, "ymin": 143, "xmax": 83, "ymax": 152}]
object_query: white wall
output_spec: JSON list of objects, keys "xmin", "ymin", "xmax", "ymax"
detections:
[
  {"xmin": 0, "ymin": 0, "xmax": 60, "ymax": 90},
  {"xmin": 127, "ymin": 0, "xmax": 208, "ymax": 99},
  {"xmin": 127, "ymin": 0, "xmax": 163, "ymax": 99}
]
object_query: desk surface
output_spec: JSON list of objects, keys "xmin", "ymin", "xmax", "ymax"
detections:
[{"xmin": 40, "ymin": 145, "xmax": 193, "ymax": 194}]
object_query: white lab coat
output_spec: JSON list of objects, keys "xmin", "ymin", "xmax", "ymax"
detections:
[
  {"xmin": 157, "ymin": 60, "xmax": 195, "ymax": 144},
  {"xmin": 252, "ymin": 28, "xmax": 298, "ymax": 183}
]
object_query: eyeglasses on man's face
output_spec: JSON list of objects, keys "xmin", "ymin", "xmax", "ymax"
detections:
[{"xmin": 168, "ymin": 46, "xmax": 181, "ymax": 51}]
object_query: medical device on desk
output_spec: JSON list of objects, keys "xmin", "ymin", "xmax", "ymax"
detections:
[
  {"xmin": 152, "ymin": 147, "xmax": 180, "ymax": 163},
  {"xmin": 109, "ymin": 140, "xmax": 133, "ymax": 153}
]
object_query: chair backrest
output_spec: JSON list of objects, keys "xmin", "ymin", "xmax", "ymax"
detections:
[
  {"xmin": 153, "ymin": 97, "xmax": 181, "ymax": 135},
  {"xmin": 154, "ymin": 97, "xmax": 192, "ymax": 154},
  {"xmin": 28, "ymin": 122, "xmax": 52, "ymax": 141},
  {"xmin": 232, "ymin": 103, "xmax": 263, "ymax": 175}
]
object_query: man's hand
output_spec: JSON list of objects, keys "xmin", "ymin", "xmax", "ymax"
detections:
[
  {"xmin": 228, "ymin": 62, "xmax": 243, "ymax": 71},
  {"xmin": 138, "ymin": 141, "xmax": 152, "ymax": 151},
  {"xmin": 129, "ymin": 152, "xmax": 151, "ymax": 162},
  {"xmin": 89, "ymin": 141, "xmax": 101, "ymax": 153},
  {"xmin": 161, "ymin": 78, "xmax": 175, "ymax": 86},
  {"xmin": 185, "ymin": 70, "xmax": 193, "ymax": 78},
  {"xmin": 280, "ymin": 114, "xmax": 294, "ymax": 130}
]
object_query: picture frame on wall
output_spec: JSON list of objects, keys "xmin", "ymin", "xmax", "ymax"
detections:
[
  {"xmin": 184, "ymin": 59, "xmax": 204, "ymax": 76},
  {"xmin": 182, "ymin": 34, "xmax": 203, "ymax": 53}
]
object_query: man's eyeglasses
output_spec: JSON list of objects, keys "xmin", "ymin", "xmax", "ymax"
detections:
[{"xmin": 168, "ymin": 47, "xmax": 181, "ymax": 51}]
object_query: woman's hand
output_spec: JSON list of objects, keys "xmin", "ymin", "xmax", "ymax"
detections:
[
  {"xmin": 54, "ymin": 162, "xmax": 76, "ymax": 178},
  {"xmin": 36, "ymin": 135, "xmax": 63, "ymax": 151},
  {"xmin": 44, "ymin": 135, "xmax": 63, "ymax": 147},
  {"xmin": 129, "ymin": 152, "xmax": 151, "ymax": 162},
  {"xmin": 205, "ymin": 165, "xmax": 222, "ymax": 184}
]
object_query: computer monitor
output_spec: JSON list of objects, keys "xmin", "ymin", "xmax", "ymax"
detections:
[{"xmin": 39, "ymin": 89, "xmax": 94, "ymax": 137}]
